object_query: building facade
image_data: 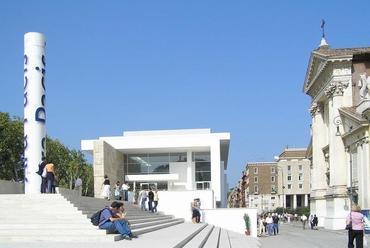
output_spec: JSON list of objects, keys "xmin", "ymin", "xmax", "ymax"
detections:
[
  {"xmin": 276, "ymin": 148, "xmax": 310, "ymax": 209},
  {"xmin": 81, "ymin": 129, "xmax": 230, "ymax": 207},
  {"xmin": 303, "ymin": 38, "xmax": 370, "ymax": 229},
  {"xmin": 245, "ymin": 162, "xmax": 279, "ymax": 213}
]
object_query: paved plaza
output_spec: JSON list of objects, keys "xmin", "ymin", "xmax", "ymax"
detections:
[{"xmin": 260, "ymin": 222, "xmax": 369, "ymax": 248}]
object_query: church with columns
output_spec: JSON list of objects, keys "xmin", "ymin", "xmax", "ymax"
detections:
[{"xmin": 304, "ymin": 37, "xmax": 370, "ymax": 229}]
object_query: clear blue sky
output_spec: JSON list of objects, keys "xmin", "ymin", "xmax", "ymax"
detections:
[{"xmin": 1, "ymin": 1, "xmax": 370, "ymax": 187}]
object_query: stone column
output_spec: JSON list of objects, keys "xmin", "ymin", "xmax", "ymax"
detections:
[
  {"xmin": 186, "ymin": 151, "xmax": 193, "ymax": 190},
  {"xmin": 293, "ymin": 194, "xmax": 297, "ymax": 209},
  {"xmin": 325, "ymin": 81, "xmax": 348, "ymax": 188},
  {"xmin": 304, "ymin": 194, "xmax": 308, "ymax": 207},
  {"xmin": 310, "ymin": 102, "xmax": 328, "ymax": 191},
  {"xmin": 211, "ymin": 140, "xmax": 222, "ymax": 206},
  {"xmin": 324, "ymin": 81, "xmax": 350, "ymax": 229}
]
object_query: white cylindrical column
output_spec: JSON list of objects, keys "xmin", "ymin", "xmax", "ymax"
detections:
[{"xmin": 24, "ymin": 32, "xmax": 46, "ymax": 194}]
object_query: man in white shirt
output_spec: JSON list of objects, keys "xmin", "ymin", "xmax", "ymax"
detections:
[
  {"xmin": 265, "ymin": 214, "xmax": 274, "ymax": 235},
  {"xmin": 75, "ymin": 177, "xmax": 82, "ymax": 196},
  {"xmin": 301, "ymin": 214, "xmax": 308, "ymax": 229},
  {"xmin": 121, "ymin": 182, "xmax": 130, "ymax": 201}
]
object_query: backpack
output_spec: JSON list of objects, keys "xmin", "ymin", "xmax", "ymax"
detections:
[{"xmin": 90, "ymin": 208, "xmax": 107, "ymax": 226}]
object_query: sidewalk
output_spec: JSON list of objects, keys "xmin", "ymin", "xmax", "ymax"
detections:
[{"xmin": 260, "ymin": 221, "xmax": 369, "ymax": 248}]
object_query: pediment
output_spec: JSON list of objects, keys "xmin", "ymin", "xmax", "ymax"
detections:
[
  {"xmin": 303, "ymin": 54, "xmax": 328, "ymax": 93},
  {"xmin": 338, "ymin": 107, "xmax": 367, "ymax": 134}
]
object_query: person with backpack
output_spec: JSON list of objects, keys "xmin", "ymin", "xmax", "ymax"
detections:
[{"xmin": 98, "ymin": 201, "xmax": 137, "ymax": 240}]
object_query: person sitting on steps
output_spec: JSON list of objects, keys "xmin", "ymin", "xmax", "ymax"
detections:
[{"xmin": 98, "ymin": 201, "xmax": 137, "ymax": 240}]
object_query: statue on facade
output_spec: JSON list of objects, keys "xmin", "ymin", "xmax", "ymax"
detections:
[{"xmin": 358, "ymin": 73, "xmax": 370, "ymax": 99}]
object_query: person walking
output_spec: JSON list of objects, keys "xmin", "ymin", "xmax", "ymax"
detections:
[
  {"xmin": 114, "ymin": 181, "xmax": 121, "ymax": 200},
  {"xmin": 121, "ymin": 182, "xmax": 130, "ymax": 201},
  {"xmin": 301, "ymin": 214, "xmax": 308, "ymax": 229},
  {"xmin": 45, "ymin": 162, "xmax": 55, "ymax": 193},
  {"xmin": 272, "ymin": 213, "xmax": 279, "ymax": 235},
  {"xmin": 148, "ymin": 188, "xmax": 154, "ymax": 212},
  {"xmin": 152, "ymin": 189, "xmax": 159, "ymax": 213},
  {"xmin": 258, "ymin": 215, "xmax": 265, "ymax": 237},
  {"xmin": 36, "ymin": 160, "xmax": 47, "ymax": 193},
  {"xmin": 347, "ymin": 205, "xmax": 364, "ymax": 248},
  {"xmin": 312, "ymin": 214, "xmax": 318, "ymax": 230},
  {"xmin": 191, "ymin": 198, "xmax": 201, "ymax": 223},
  {"xmin": 266, "ymin": 214, "xmax": 273, "ymax": 235},
  {"xmin": 101, "ymin": 175, "xmax": 111, "ymax": 200},
  {"xmin": 309, "ymin": 214, "xmax": 314, "ymax": 229},
  {"xmin": 138, "ymin": 188, "xmax": 148, "ymax": 211},
  {"xmin": 74, "ymin": 177, "xmax": 83, "ymax": 196}
]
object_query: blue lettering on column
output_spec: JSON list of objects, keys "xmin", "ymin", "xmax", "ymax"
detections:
[
  {"xmin": 24, "ymin": 54, "xmax": 28, "ymax": 65},
  {"xmin": 24, "ymin": 92, "xmax": 28, "ymax": 107},
  {"xmin": 35, "ymin": 107, "xmax": 46, "ymax": 123},
  {"xmin": 42, "ymin": 55, "xmax": 46, "ymax": 66},
  {"xmin": 41, "ymin": 95, "xmax": 45, "ymax": 106},
  {"xmin": 24, "ymin": 76, "xmax": 28, "ymax": 89},
  {"xmin": 24, "ymin": 135, "xmax": 28, "ymax": 149},
  {"xmin": 42, "ymin": 77, "xmax": 45, "ymax": 90}
]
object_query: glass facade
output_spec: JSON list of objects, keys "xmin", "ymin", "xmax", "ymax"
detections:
[
  {"xmin": 124, "ymin": 152, "xmax": 187, "ymax": 175},
  {"xmin": 193, "ymin": 152, "xmax": 211, "ymax": 185}
]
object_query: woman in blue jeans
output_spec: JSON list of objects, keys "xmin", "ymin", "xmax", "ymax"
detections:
[{"xmin": 99, "ymin": 201, "xmax": 137, "ymax": 240}]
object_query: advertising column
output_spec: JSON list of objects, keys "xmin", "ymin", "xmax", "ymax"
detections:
[{"xmin": 24, "ymin": 32, "xmax": 46, "ymax": 194}]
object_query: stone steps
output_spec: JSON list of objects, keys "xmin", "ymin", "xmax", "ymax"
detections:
[{"xmin": 0, "ymin": 193, "xmax": 260, "ymax": 247}]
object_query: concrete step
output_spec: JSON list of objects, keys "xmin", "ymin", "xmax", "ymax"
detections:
[
  {"xmin": 0, "ymin": 229, "xmax": 108, "ymax": 236},
  {"xmin": 203, "ymin": 226, "xmax": 221, "ymax": 248},
  {"xmin": 219, "ymin": 228, "xmax": 231, "ymax": 248},
  {"xmin": 0, "ymin": 234, "xmax": 114, "ymax": 243},
  {"xmin": 115, "ymin": 222, "xmax": 207, "ymax": 248},
  {"xmin": 183, "ymin": 224, "xmax": 214, "ymax": 248},
  {"xmin": 227, "ymin": 230, "xmax": 261, "ymax": 248},
  {"xmin": 112, "ymin": 218, "xmax": 185, "ymax": 241},
  {"xmin": 128, "ymin": 215, "xmax": 173, "ymax": 224},
  {"xmin": 0, "ymin": 223, "xmax": 102, "ymax": 229}
]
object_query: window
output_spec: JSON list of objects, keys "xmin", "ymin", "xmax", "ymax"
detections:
[
  {"xmin": 271, "ymin": 185, "xmax": 276, "ymax": 193},
  {"xmin": 254, "ymin": 177, "xmax": 258, "ymax": 183},
  {"xmin": 287, "ymin": 175, "xmax": 292, "ymax": 181},
  {"xmin": 271, "ymin": 167, "xmax": 276, "ymax": 174},
  {"xmin": 254, "ymin": 168, "xmax": 258, "ymax": 174},
  {"xmin": 254, "ymin": 185, "xmax": 258, "ymax": 193},
  {"xmin": 287, "ymin": 165, "xmax": 291, "ymax": 171},
  {"xmin": 194, "ymin": 152, "xmax": 211, "ymax": 184},
  {"xmin": 271, "ymin": 176, "xmax": 275, "ymax": 182},
  {"xmin": 287, "ymin": 184, "xmax": 292, "ymax": 189},
  {"xmin": 299, "ymin": 173, "xmax": 303, "ymax": 181},
  {"xmin": 170, "ymin": 152, "xmax": 187, "ymax": 162},
  {"xmin": 299, "ymin": 184, "xmax": 303, "ymax": 189},
  {"xmin": 271, "ymin": 196, "xmax": 275, "ymax": 200},
  {"xmin": 196, "ymin": 182, "xmax": 210, "ymax": 190},
  {"xmin": 299, "ymin": 165, "xmax": 303, "ymax": 171}
]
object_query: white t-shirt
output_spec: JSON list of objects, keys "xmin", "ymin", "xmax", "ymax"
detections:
[
  {"xmin": 121, "ymin": 184, "xmax": 130, "ymax": 191},
  {"xmin": 75, "ymin": 178, "xmax": 82, "ymax": 187}
]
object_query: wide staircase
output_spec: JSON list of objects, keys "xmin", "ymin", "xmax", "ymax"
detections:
[{"xmin": 0, "ymin": 193, "xmax": 260, "ymax": 247}]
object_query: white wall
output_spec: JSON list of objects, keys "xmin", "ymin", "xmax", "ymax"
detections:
[
  {"xmin": 169, "ymin": 162, "xmax": 188, "ymax": 191},
  {"xmin": 157, "ymin": 190, "xmax": 215, "ymax": 221},
  {"xmin": 202, "ymin": 208, "xmax": 258, "ymax": 237}
]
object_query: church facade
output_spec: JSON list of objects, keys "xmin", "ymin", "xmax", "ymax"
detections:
[{"xmin": 303, "ymin": 38, "xmax": 370, "ymax": 229}]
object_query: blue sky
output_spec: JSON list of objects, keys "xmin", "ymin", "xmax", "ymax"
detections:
[{"xmin": 1, "ymin": 1, "xmax": 370, "ymax": 187}]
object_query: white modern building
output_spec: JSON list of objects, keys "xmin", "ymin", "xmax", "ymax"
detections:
[
  {"xmin": 303, "ymin": 37, "xmax": 370, "ymax": 229},
  {"xmin": 81, "ymin": 128, "xmax": 230, "ymax": 207}
]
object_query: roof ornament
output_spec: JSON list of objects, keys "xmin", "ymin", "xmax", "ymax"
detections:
[{"xmin": 319, "ymin": 19, "xmax": 329, "ymax": 48}]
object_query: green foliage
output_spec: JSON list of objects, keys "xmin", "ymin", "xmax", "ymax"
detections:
[
  {"xmin": 273, "ymin": 206, "xmax": 310, "ymax": 216},
  {"xmin": 243, "ymin": 213, "xmax": 250, "ymax": 230},
  {"xmin": 0, "ymin": 112, "xmax": 24, "ymax": 181},
  {"xmin": 0, "ymin": 111, "xmax": 94, "ymax": 196}
]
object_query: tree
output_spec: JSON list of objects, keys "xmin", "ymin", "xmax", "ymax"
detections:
[
  {"xmin": 0, "ymin": 111, "xmax": 94, "ymax": 196},
  {"xmin": 0, "ymin": 112, "xmax": 24, "ymax": 181}
]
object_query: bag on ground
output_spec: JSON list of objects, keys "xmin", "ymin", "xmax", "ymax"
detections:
[{"xmin": 90, "ymin": 209, "xmax": 105, "ymax": 226}]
